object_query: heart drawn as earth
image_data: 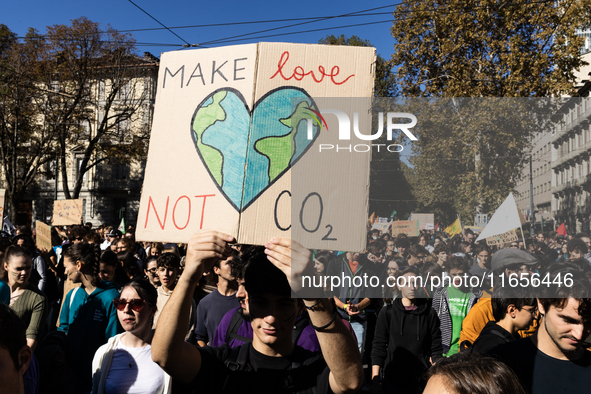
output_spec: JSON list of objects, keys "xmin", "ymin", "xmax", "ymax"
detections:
[{"xmin": 190, "ymin": 86, "xmax": 321, "ymax": 212}]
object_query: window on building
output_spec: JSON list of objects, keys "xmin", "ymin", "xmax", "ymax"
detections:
[
  {"xmin": 76, "ymin": 157, "xmax": 87, "ymax": 182},
  {"xmin": 114, "ymin": 163, "xmax": 129, "ymax": 180},
  {"xmin": 118, "ymin": 81, "xmax": 130, "ymax": 100},
  {"xmin": 98, "ymin": 80, "xmax": 105, "ymax": 101}
]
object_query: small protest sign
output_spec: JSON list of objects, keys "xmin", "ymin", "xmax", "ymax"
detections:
[
  {"xmin": 52, "ymin": 199, "xmax": 83, "ymax": 226},
  {"xmin": 391, "ymin": 220, "xmax": 420, "ymax": 237},
  {"xmin": 410, "ymin": 213, "xmax": 435, "ymax": 230},
  {"xmin": 486, "ymin": 229, "xmax": 518, "ymax": 246},
  {"xmin": 372, "ymin": 222, "xmax": 391, "ymax": 233},
  {"xmin": 36, "ymin": 221, "xmax": 52, "ymax": 251}
]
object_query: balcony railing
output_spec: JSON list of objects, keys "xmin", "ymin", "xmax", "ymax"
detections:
[
  {"xmin": 92, "ymin": 178, "xmax": 143, "ymax": 191},
  {"xmin": 553, "ymin": 103, "xmax": 591, "ymax": 141},
  {"xmin": 552, "ymin": 174, "xmax": 591, "ymax": 194},
  {"xmin": 552, "ymin": 139, "xmax": 591, "ymax": 169}
]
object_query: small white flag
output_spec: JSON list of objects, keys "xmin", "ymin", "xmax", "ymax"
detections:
[{"xmin": 475, "ymin": 193, "xmax": 522, "ymax": 243}]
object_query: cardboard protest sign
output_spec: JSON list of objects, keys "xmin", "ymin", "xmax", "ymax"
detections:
[
  {"xmin": 410, "ymin": 213, "xmax": 435, "ymax": 230},
  {"xmin": 391, "ymin": 220, "xmax": 420, "ymax": 237},
  {"xmin": 36, "ymin": 221, "xmax": 52, "ymax": 251},
  {"xmin": 136, "ymin": 43, "xmax": 375, "ymax": 251},
  {"xmin": 372, "ymin": 222, "xmax": 391, "ymax": 233},
  {"xmin": 486, "ymin": 229, "xmax": 518, "ymax": 246},
  {"xmin": 52, "ymin": 199, "xmax": 83, "ymax": 226}
]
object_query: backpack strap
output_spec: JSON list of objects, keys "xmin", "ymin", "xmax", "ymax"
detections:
[
  {"xmin": 292, "ymin": 314, "xmax": 310, "ymax": 346},
  {"xmin": 226, "ymin": 308, "xmax": 252, "ymax": 344},
  {"xmin": 224, "ymin": 343, "xmax": 251, "ymax": 372}
]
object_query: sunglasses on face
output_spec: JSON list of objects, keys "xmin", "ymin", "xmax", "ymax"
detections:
[{"xmin": 113, "ymin": 298, "xmax": 146, "ymax": 312}]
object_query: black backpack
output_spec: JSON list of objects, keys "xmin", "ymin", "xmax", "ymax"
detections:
[
  {"xmin": 34, "ymin": 331, "xmax": 76, "ymax": 394},
  {"xmin": 221, "ymin": 344, "xmax": 323, "ymax": 394}
]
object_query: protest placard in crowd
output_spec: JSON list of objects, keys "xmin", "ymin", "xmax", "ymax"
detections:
[
  {"xmin": 52, "ymin": 199, "xmax": 83, "ymax": 226},
  {"xmin": 486, "ymin": 229, "xmax": 519, "ymax": 246},
  {"xmin": 391, "ymin": 220, "xmax": 420, "ymax": 237},
  {"xmin": 136, "ymin": 43, "xmax": 375, "ymax": 251},
  {"xmin": 410, "ymin": 213, "xmax": 435, "ymax": 230},
  {"xmin": 36, "ymin": 221, "xmax": 52, "ymax": 251}
]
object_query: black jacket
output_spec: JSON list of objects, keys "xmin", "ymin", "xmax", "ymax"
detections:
[
  {"xmin": 471, "ymin": 321, "xmax": 517, "ymax": 354},
  {"xmin": 371, "ymin": 298, "xmax": 443, "ymax": 392}
]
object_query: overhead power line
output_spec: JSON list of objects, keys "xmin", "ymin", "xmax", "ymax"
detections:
[
  {"xmin": 127, "ymin": 0, "xmax": 196, "ymax": 47},
  {"xmin": 11, "ymin": 0, "xmax": 557, "ymax": 49}
]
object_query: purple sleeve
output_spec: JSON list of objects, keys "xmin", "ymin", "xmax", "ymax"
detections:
[
  {"xmin": 210, "ymin": 308, "xmax": 235, "ymax": 347},
  {"xmin": 296, "ymin": 325, "xmax": 321, "ymax": 353}
]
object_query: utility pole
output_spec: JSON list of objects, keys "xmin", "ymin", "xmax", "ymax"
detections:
[{"xmin": 530, "ymin": 154, "xmax": 535, "ymax": 237}]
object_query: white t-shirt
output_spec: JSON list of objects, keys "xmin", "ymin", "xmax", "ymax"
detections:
[{"xmin": 104, "ymin": 337, "xmax": 165, "ymax": 394}]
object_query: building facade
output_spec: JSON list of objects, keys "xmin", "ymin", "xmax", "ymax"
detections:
[
  {"xmin": 23, "ymin": 52, "xmax": 159, "ymax": 229},
  {"xmin": 551, "ymin": 83, "xmax": 591, "ymax": 234},
  {"xmin": 515, "ymin": 131, "xmax": 553, "ymax": 233}
]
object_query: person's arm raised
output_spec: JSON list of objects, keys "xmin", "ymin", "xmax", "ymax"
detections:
[
  {"xmin": 265, "ymin": 238, "xmax": 363, "ymax": 394},
  {"xmin": 151, "ymin": 231, "xmax": 234, "ymax": 383}
]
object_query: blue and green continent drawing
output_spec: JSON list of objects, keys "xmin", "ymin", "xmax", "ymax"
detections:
[{"xmin": 190, "ymin": 87, "xmax": 320, "ymax": 211}]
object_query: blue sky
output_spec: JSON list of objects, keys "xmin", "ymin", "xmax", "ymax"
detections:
[{"xmin": 4, "ymin": 0, "xmax": 399, "ymax": 59}]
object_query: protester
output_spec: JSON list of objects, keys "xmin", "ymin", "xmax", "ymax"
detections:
[
  {"xmin": 91, "ymin": 280, "xmax": 171, "ymax": 394},
  {"xmin": 4, "ymin": 245, "xmax": 48, "ymax": 351},
  {"xmin": 565, "ymin": 237, "xmax": 587, "ymax": 260},
  {"xmin": 407, "ymin": 244, "xmax": 428, "ymax": 270},
  {"xmin": 423, "ymin": 352, "xmax": 525, "ymax": 394},
  {"xmin": 98, "ymin": 250, "xmax": 128, "ymax": 289},
  {"xmin": 211, "ymin": 246, "xmax": 321, "ymax": 352},
  {"xmin": 395, "ymin": 237, "xmax": 410, "ymax": 260},
  {"xmin": 144, "ymin": 256, "xmax": 160, "ymax": 288},
  {"xmin": 459, "ymin": 248, "xmax": 539, "ymax": 348},
  {"xmin": 153, "ymin": 253, "xmax": 196, "ymax": 342},
  {"xmin": 58, "ymin": 242, "xmax": 121, "ymax": 392},
  {"xmin": 489, "ymin": 260, "xmax": 591, "ymax": 393},
  {"xmin": 327, "ymin": 248, "xmax": 374, "ymax": 355},
  {"xmin": 433, "ymin": 255, "xmax": 482, "ymax": 356},
  {"xmin": 433, "ymin": 244, "xmax": 449, "ymax": 270},
  {"xmin": 151, "ymin": 232, "xmax": 364, "ymax": 393},
  {"xmin": 194, "ymin": 249, "xmax": 240, "ymax": 347},
  {"xmin": 470, "ymin": 284, "xmax": 536, "ymax": 354},
  {"xmin": 147, "ymin": 242, "xmax": 164, "ymax": 257},
  {"xmin": 13, "ymin": 234, "xmax": 47, "ymax": 293},
  {"xmin": 469, "ymin": 244, "xmax": 491, "ymax": 277},
  {"xmin": 372, "ymin": 266, "xmax": 442, "ymax": 394},
  {"xmin": 117, "ymin": 250, "xmax": 144, "ymax": 282},
  {"xmin": 0, "ymin": 304, "xmax": 37, "ymax": 394}
]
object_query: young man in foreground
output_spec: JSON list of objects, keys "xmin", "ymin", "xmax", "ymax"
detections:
[
  {"xmin": 489, "ymin": 261, "xmax": 591, "ymax": 393},
  {"xmin": 152, "ymin": 232, "xmax": 363, "ymax": 393}
]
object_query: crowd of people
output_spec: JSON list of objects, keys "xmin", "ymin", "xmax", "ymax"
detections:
[{"xmin": 0, "ymin": 221, "xmax": 590, "ymax": 394}]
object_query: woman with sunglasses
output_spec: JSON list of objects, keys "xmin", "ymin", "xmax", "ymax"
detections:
[{"xmin": 91, "ymin": 280, "xmax": 171, "ymax": 394}]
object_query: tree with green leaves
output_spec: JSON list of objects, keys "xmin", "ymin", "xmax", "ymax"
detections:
[
  {"xmin": 319, "ymin": 34, "xmax": 415, "ymax": 218},
  {"xmin": 319, "ymin": 34, "xmax": 398, "ymax": 97},
  {"xmin": 390, "ymin": 0, "xmax": 590, "ymax": 222}
]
